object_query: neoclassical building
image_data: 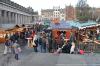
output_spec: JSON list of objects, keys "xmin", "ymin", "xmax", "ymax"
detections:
[{"xmin": 0, "ymin": 0, "xmax": 36, "ymax": 28}]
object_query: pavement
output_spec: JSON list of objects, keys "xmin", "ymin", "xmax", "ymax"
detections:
[
  {"xmin": 7, "ymin": 53, "xmax": 100, "ymax": 66},
  {"xmin": 0, "ymin": 44, "xmax": 100, "ymax": 66},
  {"xmin": 0, "ymin": 43, "xmax": 4, "ymax": 53}
]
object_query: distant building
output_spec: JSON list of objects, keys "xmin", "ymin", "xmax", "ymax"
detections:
[
  {"xmin": 41, "ymin": 6, "xmax": 65, "ymax": 21},
  {"xmin": 41, "ymin": 9, "xmax": 53, "ymax": 20},
  {"xmin": 65, "ymin": 5, "xmax": 76, "ymax": 20},
  {"xmin": 33, "ymin": 11, "xmax": 39, "ymax": 22}
]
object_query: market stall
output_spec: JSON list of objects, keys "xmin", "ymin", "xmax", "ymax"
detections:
[
  {"xmin": 69, "ymin": 21, "xmax": 98, "ymax": 52},
  {"xmin": 51, "ymin": 20, "xmax": 72, "ymax": 39},
  {"xmin": 0, "ymin": 27, "xmax": 24, "ymax": 43},
  {"xmin": 0, "ymin": 28, "xmax": 6, "ymax": 43}
]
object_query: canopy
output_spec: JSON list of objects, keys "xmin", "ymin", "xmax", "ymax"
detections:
[
  {"xmin": 68, "ymin": 20, "xmax": 97, "ymax": 29},
  {"xmin": 51, "ymin": 20, "xmax": 72, "ymax": 30}
]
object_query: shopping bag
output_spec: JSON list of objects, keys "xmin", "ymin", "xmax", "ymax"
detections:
[
  {"xmin": 17, "ymin": 47, "xmax": 22, "ymax": 52},
  {"xmin": 79, "ymin": 50, "xmax": 84, "ymax": 55}
]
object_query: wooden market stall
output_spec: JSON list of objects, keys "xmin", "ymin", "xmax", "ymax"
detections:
[
  {"xmin": 51, "ymin": 20, "xmax": 72, "ymax": 39},
  {"xmin": 69, "ymin": 21, "xmax": 99, "ymax": 52},
  {"xmin": 0, "ymin": 27, "xmax": 24, "ymax": 43},
  {"xmin": 0, "ymin": 28, "xmax": 6, "ymax": 43}
]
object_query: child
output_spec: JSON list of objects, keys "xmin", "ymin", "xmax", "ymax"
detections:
[{"xmin": 12, "ymin": 41, "xmax": 21, "ymax": 60}]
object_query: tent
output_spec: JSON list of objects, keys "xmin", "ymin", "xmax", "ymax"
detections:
[
  {"xmin": 51, "ymin": 20, "xmax": 72, "ymax": 39},
  {"xmin": 51, "ymin": 20, "xmax": 72, "ymax": 30}
]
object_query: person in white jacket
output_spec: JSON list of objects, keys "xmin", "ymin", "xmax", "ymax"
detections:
[
  {"xmin": 70, "ymin": 42, "xmax": 75, "ymax": 54},
  {"xmin": 32, "ymin": 33, "xmax": 38, "ymax": 52}
]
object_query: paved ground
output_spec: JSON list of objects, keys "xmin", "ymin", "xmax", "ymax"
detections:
[
  {"xmin": 0, "ymin": 44, "xmax": 100, "ymax": 66},
  {"xmin": 0, "ymin": 53, "xmax": 100, "ymax": 66},
  {"xmin": 0, "ymin": 44, "xmax": 4, "ymax": 53}
]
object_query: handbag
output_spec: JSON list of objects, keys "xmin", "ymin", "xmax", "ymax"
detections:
[{"xmin": 17, "ymin": 47, "xmax": 22, "ymax": 52}]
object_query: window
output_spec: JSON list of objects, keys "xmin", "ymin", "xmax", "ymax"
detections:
[{"xmin": 62, "ymin": 15, "xmax": 64, "ymax": 17}]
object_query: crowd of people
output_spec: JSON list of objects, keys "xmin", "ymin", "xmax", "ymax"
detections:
[
  {"xmin": 3, "ymin": 26, "xmax": 100, "ymax": 60},
  {"xmin": 3, "ymin": 27, "xmax": 77, "ymax": 60}
]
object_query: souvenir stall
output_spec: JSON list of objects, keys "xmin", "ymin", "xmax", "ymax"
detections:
[
  {"xmin": 70, "ymin": 21, "xmax": 98, "ymax": 52},
  {"xmin": 51, "ymin": 20, "xmax": 72, "ymax": 40}
]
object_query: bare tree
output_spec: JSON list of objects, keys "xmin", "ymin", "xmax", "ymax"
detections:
[{"xmin": 76, "ymin": 0, "xmax": 91, "ymax": 21}]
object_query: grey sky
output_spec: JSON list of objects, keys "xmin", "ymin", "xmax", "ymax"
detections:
[{"xmin": 11, "ymin": 0, "xmax": 100, "ymax": 12}]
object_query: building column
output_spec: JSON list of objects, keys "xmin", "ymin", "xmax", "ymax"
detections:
[
  {"xmin": 12, "ymin": 13, "xmax": 15, "ymax": 24},
  {"xmin": 0, "ymin": 10, "xmax": 1, "ymax": 16},
  {"xmin": 21, "ymin": 15, "xmax": 23, "ymax": 24},
  {"xmin": 15, "ymin": 13, "xmax": 18, "ymax": 25},
  {"xmin": 0, "ymin": 10, "xmax": 2, "ymax": 26},
  {"xmin": 11, "ymin": 13, "xmax": 14, "ymax": 23},
  {"xmin": 26, "ymin": 16, "xmax": 28, "ymax": 23},
  {"xmin": 27, "ymin": 16, "xmax": 30, "ymax": 23},
  {"xmin": 22, "ymin": 15, "xmax": 24, "ymax": 24},
  {"xmin": 20, "ymin": 15, "xmax": 21, "ymax": 24},
  {"xmin": 8, "ymin": 12, "xmax": 11, "ymax": 24},
  {"xmin": 18, "ymin": 14, "xmax": 20, "ymax": 25},
  {"xmin": 4, "ymin": 10, "xmax": 7, "ymax": 24},
  {"xmin": 23, "ymin": 15, "xmax": 25, "ymax": 24},
  {"xmin": 27, "ymin": 16, "xmax": 28, "ymax": 24},
  {"xmin": 20, "ymin": 14, "xmax": 22, "ymax": 25},
  {"xmin": 21, "ymin": 15, "xmax": 23, "ymax": 25},
  {"xmin": 17, "ymin": 14, "xmax": 19, "ymax": 25}
]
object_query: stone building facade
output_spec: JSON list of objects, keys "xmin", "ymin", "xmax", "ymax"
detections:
[{"xmin": 0, "ymin": 0, "xmax": 35, "ymax": 28}]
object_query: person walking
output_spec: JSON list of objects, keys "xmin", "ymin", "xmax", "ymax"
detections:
[
  {"xmin": 3, "ymin": 39, "xmax": 12, "ymax": 55},
  {"xmin": 70, "ymin": 42, "xmax": 75, "ymax": 54},
  {"xmin": 38, "ymin": 34, "xmax": 43, "ymax": 52},
  {"xmin": 32, "ymin": 32, "xmax": 38, "ymax": 52},
  {"xmin": 12, "ymin": 41, "xmax": 21, "ymax": 60}
]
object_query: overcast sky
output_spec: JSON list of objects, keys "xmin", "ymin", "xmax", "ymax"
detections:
[{"xmin": 11, "ymin": 0, "xmax": 100, "ymax": 13}]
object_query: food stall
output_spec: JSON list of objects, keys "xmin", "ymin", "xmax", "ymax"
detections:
[
  {"xmin": 0, "ymin": 28, "xmax": 6, "ymax": 43},
  {"xmin": 0, "ymin": 27, "xmax": 24, "ymax": 43}
]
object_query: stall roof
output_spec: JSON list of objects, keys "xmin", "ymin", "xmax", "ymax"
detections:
[
  {"xmin": 68, "ymin": 21, "xmax": 97, "ymax": 29},
  {"xmin": 51, "ymin": 20, "xmax": 72, "ymax": 30}
]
